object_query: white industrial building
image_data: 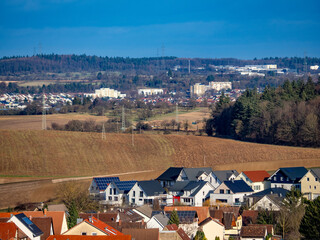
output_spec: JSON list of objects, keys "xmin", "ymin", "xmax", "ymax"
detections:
[
  {"xmin": 85, "ymin": 88, "xmax": 126, "ymax": 99},
  {"xmin": 138, "ymin": 88, "xmax": 164, "ymax": 96},
  {"xmin": 191, "ymin": 81, "xmax": 232, "ymax": 96}
]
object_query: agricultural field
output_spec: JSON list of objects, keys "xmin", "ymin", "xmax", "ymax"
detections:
[
  {"xmin": 1, "ymin": 129, "xmax": 320, "ymax": 208},
  {"xmin": 0, "ymin": 113, "xmax": 108, "ymax": 130}
]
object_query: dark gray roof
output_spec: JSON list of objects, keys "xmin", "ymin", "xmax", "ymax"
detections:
[
  {"xmin": 190, "ymin": 181, "xmax": 209, "ymax": 197},
  {"xmin": 15, "ymin": 213, "xmax": 43, "ymax": 237},
  {"xmin": 153, "ymin": 213, "xmax": 169, "ymax": 227},
  {"xmin": 249, "ymin": 188, "xmax": 288, "ymax": 198},
  {"xmin": 134, "ymin": 205, "xmax": 153, "ymax": 218},
  {"xmin": 224, "ymin": 180, "xmax": 253, "ymax": 193},
  {"xmin": 156, "ymin": 167, "xmax": 184, "ymax": 181},
  {"xmin": 275, "ymin": 167, "xmax": 308, "ymax": 181},
  {"xmin": 168, "ymin": 181, "xmax": 210, "ymax": 197},
  {"xmin": 183, "ymin": 168, "xmax": 213, "ymax": 181},
  {"xmin": 138, "ymin": 180, "xmax": 165, "ymax": 196},
  {"xmin": 168, "ymin": 181, "xmax": 191, "ymax": 192},
  {"xmin": 213, "ymin": 170, "xmax": 239, "ymax": 182},
  {"xmin": 311, "ymin": 168, "xmax": 320, "ymax": 178}
]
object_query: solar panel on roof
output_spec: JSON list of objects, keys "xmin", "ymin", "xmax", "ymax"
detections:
[{"xmin": 22, "ymin": 217, "xmax": 33, "ymax": 225}]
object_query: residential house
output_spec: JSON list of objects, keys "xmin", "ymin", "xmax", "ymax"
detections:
[
  {"xmin": 210, "ymin": 206, "xmax": 242, "ymax": 239},
  {"xmin": 103, "ymin": 181, "xmax": 137, "ymax": 205},
  {"xmin": 156, "ymin": 167, "xmax": 185, "ymax": 187},
  {"xmin": 299, "ymin": 168, "xmax": 320, "ymax": 200},
  {"xmin": 163, "ymin": 206, "xmax": 210, "ymax": 223},
  {"xmin": 198, "ymin": 217, "xmax": 225, "ymax": 240},
  {"xmin": 128, "ymin": 180, "xmax": 165, "ymax": 206},
  {"xmin": 63, "ymin": 217, "xmax": 123, "ymax": 236},
  {"xmin": 268, "ymin": 167, "xmax": 308, "ymax": 190},
  {"xmin": 122, "ymin": 228, "xmax": 159, "ymax": 240},
  {"xmin": 147, "ymin": 212, "xmax": 169, "ymax": 230},
  {"xmin": 240, "ymin": 225, "xmax": 268, "ymax": 240},
  {"xmin": 23, "ymin": 210, "xmax": 68, "ymax": 235},
  {"xmin": 119, "ymin": 209, "xmax": 144, "ymax": 223},
  {"xmin": 236, "ymin": 171, "xmax": 271, "ymax": 192},
  {"xmin": 8, "ymin": 213, "xmax": 43, "ymax": 240},
  {"xmin": 246, "ymin": 188, "xmax": 288, "ymax": 211},
  {"xmin": 211, "ymin": 170, "xmax": 239, "ymax": 189},
  {"xmin": 133, "ymin": 205, "xmax": 153, "ymax": 222},
  {"xmin": 168, "ymin": 181, "xmax": 215, "ymax": 206},
  {"xmin": 162, "ymin": 224, "xmax": 190, "ymax": 240},
  {"xmin": 156, "ymin": 167, "xmax": 215, "ymax": 188},
  {"xmin": 210, "ymin": 180, "xmax": 254, "ymax": 206},
  {"xmin": 89, "ymin": 177, "xmax": 120, "ymax": 199}
]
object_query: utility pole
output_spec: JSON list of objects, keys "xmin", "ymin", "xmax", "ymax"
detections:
[
  {"xmin": 42, "ymin": 93, "xmax": 46, "ymax": 130},
  {"xmin": 176, "ymin": 103, "xmax": 179, "ymax": 131},
  {"xmin": 121, "ymin": 105, "xmax": 125, "ymax": 132},
  {"xmin": 188, "ymin": 59, "xmax": 191, "ymax": 74}
]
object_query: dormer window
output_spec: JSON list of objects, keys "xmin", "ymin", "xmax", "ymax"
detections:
[
  {"xmin": 307, "ymin": 177, "xmax": 310, "ymax": 181},
  {"xmin": 281, "ymin": 177, "xmax": 283, "ymax": 181},
  {"xmin": 274, "ymin": 177, "xmax": 276, "ymax": 181}
]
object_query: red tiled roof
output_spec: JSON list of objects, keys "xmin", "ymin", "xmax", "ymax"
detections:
[
  {"xmin": 177, "ymin": 228, "xmax": 190, "ymax": 240},
  {"xmin": 23, "ymin": 211, "xmax": 66, "ymax": 235},
  {"xmin": 32, "ymin": 217, "xmax": 53, "ymax": 240},
  {"xmin": 199, "ymin": 217, "xmax": 224, "ymax": 227},
  {"xmin": 79, "ymin": 213, "xmax": 118, "ymax": 223},
  {"xmin": 242, "ymin": 171, "xmax": 270, "ymax": 182},
  {"xmin": 241, "ymin": 210, "xmax": 259, "ymax": 225},
  {"xmin": 47, "ymin": 235, "xmax": 131, "ymax": 240},
  {"xmin": 0, "ymin": 222, "xmax": 17, "ymax": 239},
  {"xmin": 249, "ymin": 224, "xmax": 274, "ymax": 235},
  {"xmin": 122, "ymin": 228, "xmax": 159, "ymax": 240},
  {"xmin": 165, "ymin": 224, "xmax": 178, "ymax": 231},
  {"xmin": 85, "ymin": 217, "xmax": 123, "ymax": 236},
  {"xmin": 240, "ymin": 225, "xmax": 267, "ymax": 238}
]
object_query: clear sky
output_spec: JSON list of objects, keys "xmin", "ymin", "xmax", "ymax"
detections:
[{"xmin": 0, "ymin": 0, "xmax": 319, "ymax": 59}]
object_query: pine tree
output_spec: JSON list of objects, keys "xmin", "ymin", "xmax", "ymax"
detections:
[
  {"xmin": 299, "ymin": 197, "xmax": 320, "ymax": 239},
  {"xmin": 168, "ymin": 210, "xmax": 180, "ymax": 226},
  {"xmin": 67, "ymin": 200, "xmax": 79, "ymax": 229}
]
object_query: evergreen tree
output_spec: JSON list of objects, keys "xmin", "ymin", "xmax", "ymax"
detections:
[
  {"xmin": 194, "ymin": 230, "xmax": 207, "ymax": 240},
  {"xmin": 299, "ymin": 196, "xmax": 320, "ymax": 239},
  {"xmin": 168, "ymin": 210, "xmax": 180, "ymax": 226},
  {"xmin": 67, "ymin": 200, "xmax": 79, "ymax": 229}
]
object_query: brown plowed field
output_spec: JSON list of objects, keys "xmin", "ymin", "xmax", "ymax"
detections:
[
  {"xmin": 1, "ymin": 129, "xmax": 320, "ymax": 208},
  {"xmin": 0, "ymin": 114, "xmax": 108, "ymax": 130}
]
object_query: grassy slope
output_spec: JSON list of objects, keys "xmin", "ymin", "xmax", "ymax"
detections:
[{"xmin": 1, "ymin": 130, "xmax": 320, "ymax": 177}]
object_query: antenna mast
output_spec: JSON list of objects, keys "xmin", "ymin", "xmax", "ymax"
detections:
[{"xmin": 42, "ymin": 93, "xmax": 46, "ymax": 130}]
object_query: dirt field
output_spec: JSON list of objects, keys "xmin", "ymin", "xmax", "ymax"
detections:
[
  {"xmin": 147, "ymin": 107, "xmax": 210, "ymax": 130},
  {"xmin": 1, "ymin": 129, "xmax": 320, "ymax": 208},
  {"xmin": 0, "ymin": 114, "xmax": 108, "ymax": 130}
]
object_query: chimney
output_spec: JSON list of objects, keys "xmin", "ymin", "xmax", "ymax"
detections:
[
  {"xmin": 44, "ymin": 208, "xmax": 47, "ymax": 216},
  {"xmin": 29, "ymin": 216, "xmax": 32, "ymax": 221},
  {"xmin": 119, "ymin": 219, "xmax": 122, "ymax": 226}
]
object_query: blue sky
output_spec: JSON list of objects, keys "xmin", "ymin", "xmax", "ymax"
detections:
[{"xmin": 0, "ymin": 0, "xmax": 319, "ymax": 59}]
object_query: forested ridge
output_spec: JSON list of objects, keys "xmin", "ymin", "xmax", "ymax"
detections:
[
  {"xmin": 206, "ymin": 77, "xmax": 320, "ymax": 147},
  {"xmin": 1, "ymin": 54, "xmax": 320, "ymax": 75}
]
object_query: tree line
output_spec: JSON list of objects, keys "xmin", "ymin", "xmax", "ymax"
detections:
[{"xmin": 205, "ymin": 77, "xmax": 320, "ymax": 147}]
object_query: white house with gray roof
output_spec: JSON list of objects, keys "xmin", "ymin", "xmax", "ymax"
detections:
[
  {"xmin": 128, "ymin": 180, "xmax": 165, "ymax": 206},
  {"xmin": 168, "ymin": 181, "xmax": 215, "ymax": 206}
]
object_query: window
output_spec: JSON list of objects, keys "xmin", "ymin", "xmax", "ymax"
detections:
[
  {"xmin": 203, "ymin": 191, "xmax": 205, "ymax": 196},
  {"xmin": 108, "ymin": 196, "xmax": 112, "ymax": 201},
  {"xmin": 110, "ymin": 188, "xmax": 112, "ymax": 195},
  {"xmin": 274, "ymin": 176, "xmax": 277, "ymax": 181},
  {"xmin": 81, "ymin": 233, "xmax": 87, "ymax": 235},
  {"xmin": 287, "ymin": 177, "xmax": 289, "ymax": 181},
  {"xmin": 315, "ymin": 186, "xmax": 317, "ymax": 190},
  {"xmin": 275, "ymin": 185, "xmax": 277, "ymax": 188},
  {"xmin": 133, "ymin": 191, "xmax": 135, "ymax": 197},
  {"xmin": 220, "ymin": 189, "xmax": 224, "ymax": 194},
  {"xmin": 92, "ymin": 233, "xmax": 97, "ymax": 236},
  {"xmin": 235, "ymin": 198, "xmax": 239, "ymax": 203},
  {"xmin": 281, "ymin": 177, "xmax": 283, "ymax": 181},
  {"xmin": 269, "ymin": 203, "xmax": 272, "ymax": 207},
  {"xmin": 307, "ymin": 177, "xmax": 310, "ymax": 181},
  {"xmin": 316, "ymin": 178, "xmax": 318, "ymax": 182},
  {"xmin": 254, "ymin": 186, "xmax": 261, "ymax": 190},
  {"xmin": 139, "ymin": 198, "xmax": 143, "ymax": 201},
  {"xmin": 131, "ymin": 198, "xmax": 135, "ymax": 203},
  {"xmin": 140, "ymin": 191, "xmax": 143, "ymax": 197},
  {"xmin": 184, "ymin": 198, "xmax": 191, "ymax": 203},
  {"xmin": 226, "ymin": 190, "xmax": 231, "ymax": 194},
  {"xmin": 113, "ymin": 188, "xmax": 116, "ymax": 195},
  {"xmin": 310, "ymin": 185, "xmax": 311, "ymax": 189},
  {"xmin": 114, "ymin": 196, "xmax": 118, "ymax": 201}
]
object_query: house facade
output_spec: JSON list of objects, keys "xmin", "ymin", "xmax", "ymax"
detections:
[
  {"xmin": 103, "ymin": 181, "xmax": 137, "ymax": 205},
  {"xmin": 300, "ymin": 168, "xmax": 320, "ymax": 200},
  {"xmin": 210, "ymin": 180, "xmax": 253, "ymax": 206},
  {"xmin": 199, "ymin": 217, "xmax": 225, "ymax": 240},
  {"xmin": 268, "ymin": 167, "xmax": 308, "ymax": 190},
  {"xmin": 89, "ymin": 177, "xmax": 120, "ymax": 199},
  {"xmin": 236, "ymin": 171, "xmax": 270, "ymax": 192},
  {"xmin": 128, "ymin": 180, "xmax": 165, "ymax": 206}
]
